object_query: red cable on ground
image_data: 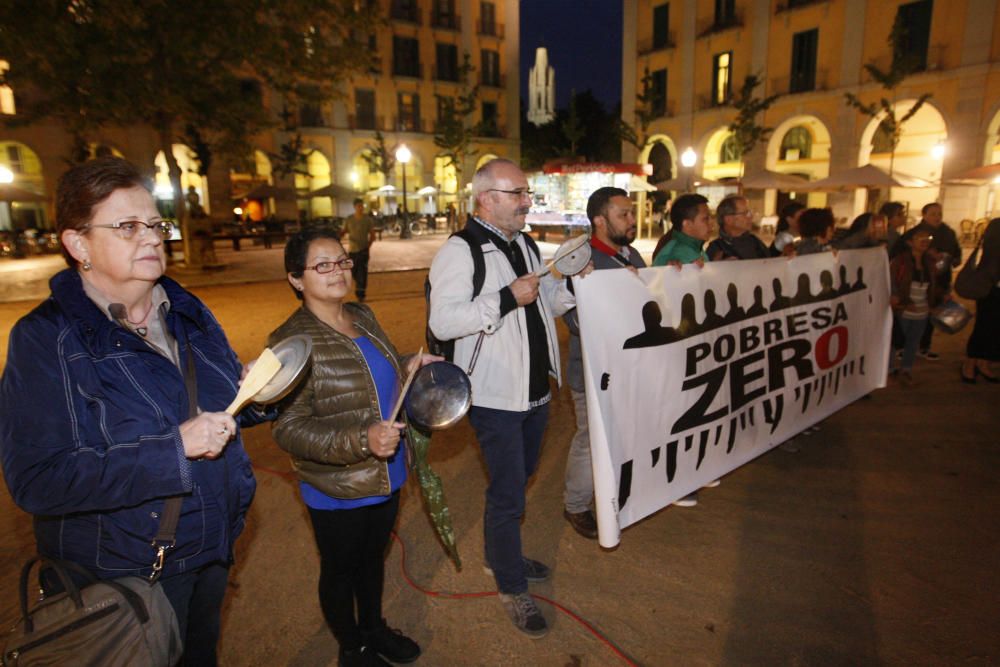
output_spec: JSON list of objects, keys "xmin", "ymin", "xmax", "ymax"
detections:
[
  {"xmin": 390, "ymin": 532, "xmax": 640, "ymax": 667},
  {"xmin": 251, "ymin": 465, "xmax": 639, "ymax": 665}
]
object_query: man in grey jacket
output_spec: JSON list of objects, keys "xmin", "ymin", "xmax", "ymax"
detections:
[
  {"xmin": 428, "ymin": 159, "xmax": 581, "ymax": 638},
  {"xmin": 562, "ymin": 187, "xmax": 646, "ymax": 539}
]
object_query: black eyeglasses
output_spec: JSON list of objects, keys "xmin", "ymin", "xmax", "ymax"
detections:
[
  {"xmin": 305, "ymin": 257, "xmax": 355, "ymax": 274},
  {"xmin": 86, "ymin": 219, "xmax": 174, "ymax": 240},
  {"xmin": 488, "ymin": 188, "xmax": 534, "ymax": 198}
]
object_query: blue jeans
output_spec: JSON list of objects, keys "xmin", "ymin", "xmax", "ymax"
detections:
[
  {"xmin": 468, "ymin": 403, "xmax": 550, "ymax": 594},
  {"xmin": 898, "ymin": 316, "xmax": 928, "ymax": 371},
  {"xmin": 160, "ymin": 562, "xmax": 230, "ymax": 667}
]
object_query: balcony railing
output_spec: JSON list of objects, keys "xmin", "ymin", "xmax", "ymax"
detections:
[
  {"xmin": 391, "ymin": 5, "xmax": 422, "ymax": 25},
  {"xmin": 481, "ymin": 73, "xmax": 505, "ymax": 88},
  {"xmin": 431, "ymin": 12, "xmax": 460, "ymax": 30},
  {"xmin": 477, "ymin": 20, "xmax": 504, "ymax": 38},
  {"xmin": 775, "ymin": 0, "xmax": 828, "ymax": 13},
  {"xmin": 861, "ymin": 44, "xmax": 946, "ymax": 82},
  {"xmin": 348, "ymin": 114, "xmax": 387, "ymax": 132},
  {"xmin": 476, "ymin": 124, "xmax": 506, "ymax": 139},
  {"xmin": 769, "ymin": 68, "xmax": 829, "ymax": 95},
  {"xmin": 651, "ymin": 100, "xmax": 676, "ymax": 118},
  {"xmin": 392, "ymin": 62, "xmax": 423, "ymax": 80},
  {"xmin": 638, "ymin": 32, "xmax": 677, "ymax": 55},
  {"xmin": 435, "ymin": 64, "xmax": 460, "ymax": 82},
  {"xmin": 394, "ymin": 117, "xmax": 429, "ymax": 133},
  {"xmin": 697, "ymin": 94, "xmax": 730, "ymax": 111},
  {"xmin": 697, "ymin": 13, "xmax": 744, "ymax": 38}
]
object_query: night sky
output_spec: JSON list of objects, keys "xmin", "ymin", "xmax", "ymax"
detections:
[{"xmin": 520, "ymin": 0, "xmax": 624, "ymax": 113}]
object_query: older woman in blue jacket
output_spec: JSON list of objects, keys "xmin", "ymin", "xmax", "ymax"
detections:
[{"xmin": 0, "ymin": 157, "xmax": 268, "ymax": 665}]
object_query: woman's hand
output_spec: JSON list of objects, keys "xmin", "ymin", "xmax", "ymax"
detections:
[
  {"xmin": 180, "ymin": 412, "xmax": 237, "ymax": 460},
  {"xmin": 366, "ymin": 420, "xmax": 405, "ymax": 458},
  {"xmin": 406, "ymin": 353, "xmax": 444, "ymax": 375}
]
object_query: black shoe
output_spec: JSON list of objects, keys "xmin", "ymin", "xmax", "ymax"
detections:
[
  {"xmin": 977, "ymin": 367, "xmax": 1000, "ymax": 384},
  {"xmin": 563, "ymin": 509, "xmax": 598, "ymax": 539},
  {"xmin": 362, "ymin": 623, "xmax": 421, "ymax": 664},
  {"xmin": 961, "ymin": 369, "xmax": 977, "ymax": 384},
  {"xmin": 339, "ymin": 646, "xmax": 390, "ymax": 667}
]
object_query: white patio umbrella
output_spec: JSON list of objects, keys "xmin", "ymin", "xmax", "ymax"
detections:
[
  {"xmin": 740, "ymin": 170, "xmax": 810, "ymax": 190},
  {"xmin": 627, "ymin": 175, "xmax": 658, "ymax": 192},
  {"xmin": 803, "ymin": 164, "xmax": 932, "ymax": 192},
  {"xmin": 655, "ymin": 176, "xmax": 723, "ymax": 191}
]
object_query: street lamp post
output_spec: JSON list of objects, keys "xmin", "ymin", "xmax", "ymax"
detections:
[
  {"xmin": 395, "ymin": 144, "xmax": 411, "ymax": 239},
  {"xmin": 681, "ymin": 147, "xmax": 697, "ymax": 192}
]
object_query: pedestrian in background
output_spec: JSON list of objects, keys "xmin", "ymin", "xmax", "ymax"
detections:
[{"xmin": 343, "ymin": 197, "xmax": 377, "ymax": 302}]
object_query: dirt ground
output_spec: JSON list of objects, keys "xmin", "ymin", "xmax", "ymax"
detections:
[{"xmin": 1, "ymin": 269, "xmax": 999, "ymax": 666}]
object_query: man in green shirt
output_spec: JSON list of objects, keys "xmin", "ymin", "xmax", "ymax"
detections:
[
  {"xmin": 652, "ymin": 193, "xmax": 711, "ymax": 266},
  {"xmin": 343, "ymin": 198, "xmax": 377, "ymax": 301}
]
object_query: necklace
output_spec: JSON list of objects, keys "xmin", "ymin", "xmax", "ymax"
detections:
[{"xmin": 111, "ymin": 301, "xmax": 155, "ymax": 337}]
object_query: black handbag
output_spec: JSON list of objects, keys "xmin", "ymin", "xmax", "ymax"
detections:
[
  {"xmin": 2, "ymin": 557, "xmax": 182, "ymax": 667},
  {"xmin": 954, "ymin": 240, "xmax": 994, "ymax": 300}
]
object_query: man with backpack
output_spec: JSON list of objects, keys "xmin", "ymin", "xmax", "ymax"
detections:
[{"xmin": 427, "ymin": 158, "xmax": 581, "ymax": 638}]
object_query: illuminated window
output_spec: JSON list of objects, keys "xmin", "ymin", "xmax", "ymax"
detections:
[
  {"xmin": 0, "ymin": 60, "xmax": 15, "ymax": 115},
  {"xmin": 780, "ymin": 127, "xmax": 813, "ymax": 160},
  {"xmin": 872, "ymin": 122, "xmax": 895, "ymax": 154},
  {"xmin": 720, "ymin": 134, "xmax": 742, "ymax": 163},
  {"xmin": 712, "ymin": 52, "xmax": 732, "ymax": 105},
  {"xmin": 397, "ymin": 92, "xmax": 420, "ymax": 132}
]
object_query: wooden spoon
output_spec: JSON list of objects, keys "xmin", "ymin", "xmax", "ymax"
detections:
[{"xmin": 226, "ymin": 348, "xmax": 282, "ymax": 415}]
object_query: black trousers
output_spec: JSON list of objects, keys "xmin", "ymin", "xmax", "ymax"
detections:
[
  {"xmin": 350, "ymin": 249, "xmax": 371, "ymax": 300},
  {"xmin": 307, "ymin": 492, "xmax": 399, "ymax": 651}
]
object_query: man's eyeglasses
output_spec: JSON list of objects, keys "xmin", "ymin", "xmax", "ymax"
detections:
[
  {"xmin": 305, "ymin": 257, "xmax": 355, "ymax": 274},
  {"xmin": 86, "ymin": 219, "xmax": 175, "ymax": 240},
  {"xmin": 488, "ymin": 188, "xmax": 534, "ymax": 198}
]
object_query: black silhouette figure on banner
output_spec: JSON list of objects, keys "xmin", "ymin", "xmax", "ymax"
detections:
[
  {"xmin": 676, "ymin": 293, "xmax": 701, "ymax": 338},
  {"xmin": 852, "ymin": 266, "xmax": 867, "ymax": 291},
  {"xmin": 818, "ymin": 270, "xmax": 836, "ymax": 299},
  {"xmin": 722, "ymin": 283, "xmax": 746, "ymax": 324},
  {"xmin": 770, "ymin": 278, "xmax": 792, "ymax": 311},
  {"xmin": 746, "ymin": 285, "xmax": 768, "ymax": 318},
  {"xmin": 701, "ymin": 291, "xmax": 726, "ymax": 330},
  {"xmin": 791, "ymin": 273, "xmax": 814, "ymax": 306},
  {"xmin": 623, "ymin": 301, "xmax": 679, "ymax": 349},
  {"xmin": 837, "ymin": 265, "xmax": 852, "ymax": 296}
]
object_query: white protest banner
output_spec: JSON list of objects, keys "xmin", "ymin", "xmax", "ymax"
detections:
[{"xmin": 574, "ymin": 248, "xmax": 891, "ymax": 547}]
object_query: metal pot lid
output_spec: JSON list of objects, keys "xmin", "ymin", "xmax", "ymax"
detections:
[
  {"xmin": 554, "ymin": 235, "xmax": 592, "ymax": 276},
  {"xmin": 404, "ymin": 361, "xmax": 472, "ymax": 430},
  {"xmin": 252, "ymin": 334, "xmax": 313, "ymax": 404}
]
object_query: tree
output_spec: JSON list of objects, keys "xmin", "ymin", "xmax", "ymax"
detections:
[
  {"xmin": 433, "ymin": 54, "xmax": 481, "ymax": 194},
  {"xmin": 560, "ymin": 90, "xmax": 585, "ymax": 158},
  {"xmin": 728, "ymin": 74, "xmax": 780, "ymax": 183},
  {"xmin": 844, "ymin": 16, "xmax": 932, "ymax": 178},
  {"xmin": 0, "ymin": 0, "xmax": 377, "ymax": 264},
  {"xmin": 617, "ymin": 68, "xmax": 660, "ymax": 157},
  {"xmin": 268, "ymin": 133, "xmax": 315, "ymax": 181},
  {"xmin": 361, "ymin": 130, "xmax": 397, "ymax": 188}
]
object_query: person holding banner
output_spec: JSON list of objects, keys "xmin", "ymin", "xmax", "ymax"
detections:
[
  {"xmin": 706, "ymin": 195, "xmax": 770, "ymax": 261},
  {"xmin": 890, "ymin": 228, "xmax": 944, "ymax": 385},
  {"xmin": 652, "ymin": 193, "xmax": 711, "ymax": 266},
  {"xmin": 428, "ymin": 159, "xmax": 581, "ymax": 638},
  {"xmin": 562, "ymin": 187, "xmax": 646, "ymax": 539}
]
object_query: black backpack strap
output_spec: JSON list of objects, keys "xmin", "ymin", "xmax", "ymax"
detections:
[{"xmin": 452, "ymin": 225, "xmax": 487, "ymax": 299}]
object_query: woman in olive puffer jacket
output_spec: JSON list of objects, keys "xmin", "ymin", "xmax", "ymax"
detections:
[{"xmin": 269, "ymin": 228, "xmax": 435, "ymax": 667}]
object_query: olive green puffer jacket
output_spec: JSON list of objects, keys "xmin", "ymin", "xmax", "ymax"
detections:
[{"xmin": 269, "ymin": 303, "xmax": 407, "ymax": 499}]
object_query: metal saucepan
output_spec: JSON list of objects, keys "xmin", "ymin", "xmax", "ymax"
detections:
[
  {"xmin": 252, "ymin": 334, "xmax": 313, "ymax": 404},
  {"xmin": 404, "ymin": 361, "xmax": 473, "ymax": 430},
  {"xmin": 537, "ymin": 233, "xmax": 592, "ymax": 277}
]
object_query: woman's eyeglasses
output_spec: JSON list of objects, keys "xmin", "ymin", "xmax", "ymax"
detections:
[
  {"xmin": 305, "ymin": 257, "xmax": 355, "ymax": 274},
  {"xmin": 87, "ymin": 219, "xmax": 175, "ymax": 240}
]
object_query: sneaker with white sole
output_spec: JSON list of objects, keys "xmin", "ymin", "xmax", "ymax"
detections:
[
  {"xmin": 673, "ymin": 492, "xmax": 698, "ymax": 507},
  {"xmin": 483, "ymin": 557, "xmax": 551, "ymax": 583},
  {"xmin": 918, "ymin": 350, "xmax": 940, "ymax": 361},
  {"xmin": 499, "ymin": 592, "xmax": 548, "ymax": 638}
]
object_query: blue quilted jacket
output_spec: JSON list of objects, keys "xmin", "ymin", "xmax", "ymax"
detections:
[{"xmin": 0, "ymin": 269, "xmax": 264, "ymax": 579}]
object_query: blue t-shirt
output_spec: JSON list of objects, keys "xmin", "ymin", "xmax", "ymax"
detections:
[{"xmin": 299, "ymin": 335, "xmax": 407, "ymax": 510}]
